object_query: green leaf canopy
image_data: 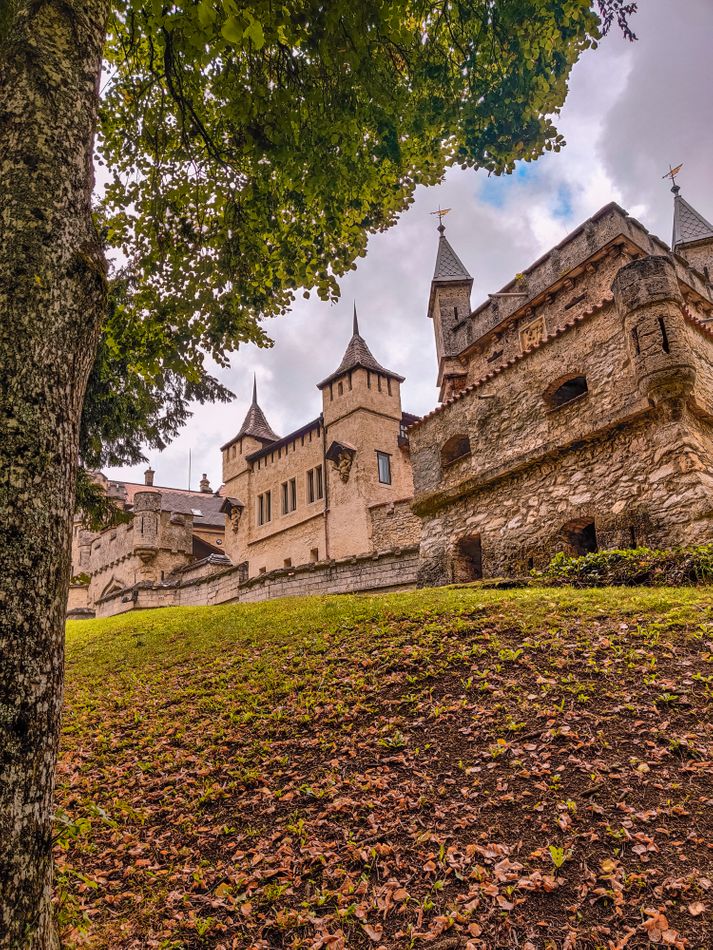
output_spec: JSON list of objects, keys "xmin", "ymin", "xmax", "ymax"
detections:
[{"xmin": 87, "ymin": 0, "xmax": 610, "ymax": 476}]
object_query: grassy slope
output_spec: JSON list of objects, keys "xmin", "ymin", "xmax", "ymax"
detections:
[{"xmin": 59, "ymin": 587, "xmax": 713, "ymax": 949}]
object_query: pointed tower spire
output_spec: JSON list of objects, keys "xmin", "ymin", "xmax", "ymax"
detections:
[
  {"xmin": 317, "ymin": 308, "xmax": 404, "ymax": 388},
  {"xmin": 665, "ymin": 165, "xmax": 713, "ymax": 280},
  {"xmin": 230, "ymin": 375, "xmax": 279, "ymax": 443},
  {"xmin": 672, "ymin": 189, "xmax": 713, "ymax": 250},
  {"xmin": 427, "ymin": 211, "xmax": 472, "ymax": 401}
]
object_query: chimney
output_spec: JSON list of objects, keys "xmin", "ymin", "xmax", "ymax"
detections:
[
  {"xmin": 144, "ymin": 466, "xmax": 155, "ymax": 487},
  {"xmin": 199, "ymin": 473, "xmax": 212, "ymax": 494}
]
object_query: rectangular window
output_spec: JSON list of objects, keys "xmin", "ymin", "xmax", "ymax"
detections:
[
  {"xmin": 281, "ymin": 478, "xmax": 297, "ymax": 514},
  {"xmin": 377, "ymin": 451, "xmax": 392, "ymax": 485},
  {"xmin": 257, "ymin": 490, "xmax": 272, "ymax": 525},
  {"xmin": 307, "ymin": 465, "xmax": 324, "ymax": 503}
]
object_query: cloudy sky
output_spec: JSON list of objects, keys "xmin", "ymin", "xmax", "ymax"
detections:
[{"xmin": 109, "ymin": 0, "xmax": 713, "ymax": 492}]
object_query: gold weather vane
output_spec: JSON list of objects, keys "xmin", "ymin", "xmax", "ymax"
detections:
[
  {"xmin": 663, "ymin": 163, "xmax": 684, "ymax": 192},
  {"xmin": 430, "ymin": 206, "xmax": 451, "ymax": 229}
]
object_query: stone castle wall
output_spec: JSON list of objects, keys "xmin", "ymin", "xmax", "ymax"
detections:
[
  {"xmin": 369, "ymin": 498, "xmax": 422, "ymax": 551},
  {"xmin": 416, "ymin": 408, "xmax": 713, "ymax": 585},
  {"xmin": 412, "ymin": 245, "xmax": 713, "ymax": 585},
  {"xmin": 221, "ymin": 365, "xmax": 415, "ymax": 577},
  {"xmin": 93, "ymin": 546, "xmax": 420, "ymax": 618},
  {"xmin": 412, "ymin": 303, "xmax": 645, "ymax": 501},
  {"xmin": 84, "ymin": 493, "xmax": 196, "ymax": 603}
]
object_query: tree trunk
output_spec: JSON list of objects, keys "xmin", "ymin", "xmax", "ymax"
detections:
[{"xmin": 0, "ymin": 1, "xmax": 109, "ymax": 946}]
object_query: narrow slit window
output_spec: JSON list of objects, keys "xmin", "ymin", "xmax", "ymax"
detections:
[
  {"xmin": 658, "ymin": 316, "xmax": 670, "ymax": 353},
  {"xmin": 631, "ymin": 326, "xmax": 641, "ymax": 356}
]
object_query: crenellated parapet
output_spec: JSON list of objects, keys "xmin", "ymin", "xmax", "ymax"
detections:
[{"xmin": 612, "ymin": 255, "xmax": 696, "ymax": 407}]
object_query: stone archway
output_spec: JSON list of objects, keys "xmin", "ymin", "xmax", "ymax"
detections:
[
  {"xmin": 561, "ymin": 518, "xmax": 598, "ymax": 557},
  {"xmin": 100, "ymin": 577, "xmax": 125, "ymax": 599},
  {"xmin": 452, "ymin": 535, "xmax": 483, "ymax": 582}
]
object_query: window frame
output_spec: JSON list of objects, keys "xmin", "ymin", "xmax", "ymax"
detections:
[
  {"xmin": 441, "ymin": 434, "xmax": 472, "ymax": 467},
  {"xmin": 376, "ymin": 451, "xmax": 392, "ymax": 485},
  {"xmin": 543, "ymin": 374, "xmax": 589, "ymax": 411},
  {"xmin": 257, "ymin": 490, "xmax": 272, "ymax": 526},
  {"xmin": 307, "ymin": 465, "xmax": 324, "ymax": 504}
]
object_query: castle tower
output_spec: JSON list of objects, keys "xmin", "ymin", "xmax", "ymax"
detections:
[
  {"xmin": 612, "ymin": 255, "xmax": 696, "ymax": 408},
  {"xmin": 317, "ymin": 307, "xmax": 412, "ymax": 560},
  {"xmin": 221, "ymin": 376, "xmax": 280, "ymax": 483},
  {"xmin": 671, "ymin": 183, "xmax": 713, "ymax": 282},
  {"xmin": 428, "ymin": 219, "xmax": 473, "ymax": 400},
  {"xmin": 220, "ymin": 377, "xmax": 280, "ymax": 566}
]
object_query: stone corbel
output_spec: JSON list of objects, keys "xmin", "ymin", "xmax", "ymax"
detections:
[
  {"xmin": 220, "ymin": 497, "xmax": 245, "ymax": 533},
  {"xmin": 325, "ymin": 440, "xmax": 357, "ymax": 483}
]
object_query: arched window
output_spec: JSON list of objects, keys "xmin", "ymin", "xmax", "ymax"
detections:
[
  {"xmin": 441, "ymin": 434, "xmax": 471, "ymax": 466},
  {"xmin": 544, "ymin": 374, "xmax": 588, "ymax": 409}
]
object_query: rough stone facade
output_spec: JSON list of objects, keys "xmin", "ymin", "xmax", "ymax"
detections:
[
  {"xmin": 68, "ymin": 472, "xmax": 227, "ymax": 617},
  {"xmin": 411, "ymin": 196, "xmax": 713, "ymax": 584}
]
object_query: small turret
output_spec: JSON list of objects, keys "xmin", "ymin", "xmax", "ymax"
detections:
[
  {"xmin": 144, "ymin": 466, "xmax": 155, "ymax": 486},
  {"xmin": 427, "ymin": 216, "xmax": 472, "ymax": 399},
  {"xmin": 612, "ymin": 255, "xmax": 696, "ymax": 408},
  {"xmin": 132, "ymin": 490, "xmax": 161, "ymax": 562},
  {"xmin": 318, "ymin": 305, "xmax": 404, "ymax": 425}
]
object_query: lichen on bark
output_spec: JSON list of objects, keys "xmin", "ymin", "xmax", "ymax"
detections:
[{"xmin": 0, "ymin": 0, "xmax": 109, "ymax": 946}]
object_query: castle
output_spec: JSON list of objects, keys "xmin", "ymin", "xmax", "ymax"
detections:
[
  {"xmin": 219, "ymin": 309, "xmax": 421, "ymax": 576},
  {"xmin": 411, "ymin": 185, "xmax": 713, "ymax": 583},
  {"xmin": 70, "ymin": 183, "xmax": 713, "ymax": 618}
]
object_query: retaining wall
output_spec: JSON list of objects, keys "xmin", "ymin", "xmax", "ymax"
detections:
[{"xmin": 93, "ymin": 546, "xmax": 420, "ymax": 618}]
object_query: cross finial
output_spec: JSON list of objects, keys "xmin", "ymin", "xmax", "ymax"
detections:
[
  {"xmin": 430, "ymin": 206, "xmax": 452, "ymax": 234},
  {"xmin": 663, "ymin": 162, "xmax": 684, "ymax": 195}
]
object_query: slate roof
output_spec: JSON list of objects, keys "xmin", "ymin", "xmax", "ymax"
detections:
[
  {"xmin": 154, "ymin": 490, "xmax": 226, "ymax": 528},
  {"xmin": 433, "ymin": 231, "xmax": 472, "ymax": 282},
  {"xmin": 245, "ymin": 417, "xmax": 322, "ymax": 463},
  {"xmin": 103, "ymin": 478, "xmax": 226, "ymax": 528},
  {"xmin": 234, "ymin": 401, "xmax": 280, "ymax": 443},
  {"xmin": 317, "ymin": 307, "xmax": 404, "ymax": 389},
  {"xmin": 673, "ymin": 193, "xmax": 713, "ymax": 248},
  {"xmin": 221, "ymin": 377, "xmax": 280, "ymax": 450}
]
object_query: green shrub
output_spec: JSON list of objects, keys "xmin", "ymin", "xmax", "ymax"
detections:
[{"xmin": 535, "ymin": 545, "xmax": 713, "ymax": 588}]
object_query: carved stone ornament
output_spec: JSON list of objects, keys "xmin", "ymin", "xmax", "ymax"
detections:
[
  {"xmin": 520, "ymin": 316, "xmax": 545, "ymax": 352},
  {"xmin": 230, "ymin": 506, "xmax": 242, "ymax": 532},
  {"xmin": 337, "ymin": 452, "xmax": 353, "ymax": 483}
]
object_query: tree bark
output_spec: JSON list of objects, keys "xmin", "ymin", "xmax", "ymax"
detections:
[{"xmin": 0, "ymin": 1, "xmax": 109, "ymax": 946}]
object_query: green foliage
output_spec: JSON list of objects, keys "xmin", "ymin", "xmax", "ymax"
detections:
[
  {"xmin": 79, "ymin": 274, "xmax": 232, "ymax": 473},
  {"xmin": 536, "ymin": 545, "xmax": 713, "ymax": 588},
  {"xmin": 75, "ymin": 466, "xmax": 131, "ymax": 530},
  {"xmin": 78, "ymin": 1, "xmax": 635, "ymax": 517},
  {"xmin": 99, "ymin": 0, "xmax": 606, "ymax": 370}
]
